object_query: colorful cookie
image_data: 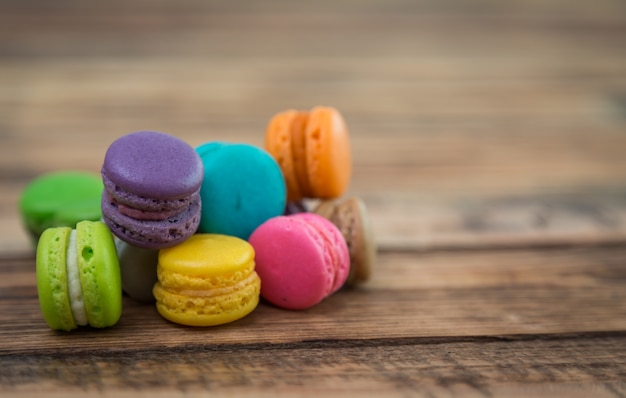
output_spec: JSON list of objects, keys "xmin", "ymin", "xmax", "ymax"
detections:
[
  {"xmin": 19, "ymin": 171, "xmax": 103, "ymax": 244},
  {"xmin": 36, "ymin": 221, "xmax": 122, "ymax": 331},
  {"xmin": 195, "ymin": 142, "xmax": 286, "ymax": 240},
  {"xmin": 314, "ymin": 197, "xmax": 376, "ymax": 286},
  {"xmin": 265, "ymin": 106, "xmax": 352, "ymax": 201},
  {"xmin": 153, "ymin": 234, "xmax": 261, "ymax": 326},
  {"xmin": 115, "ymin": 238, "xmax": 158, "ymax": 303},
  {"xmin": 249, "ymin": 213, "xmax": 349, "ymax": 310},
  {"xmin": 101, "ymin": 131, "xmax": 204, "ymax": 249}
]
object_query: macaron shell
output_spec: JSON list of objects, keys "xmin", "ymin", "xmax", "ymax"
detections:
[
  {"xmin": 102, "ymin": 131, "xmax": 204, "ymax": 199},
  {"xmin": 305, "ymin": 107, "xmax": 352, "ymax": 199},
  {"xmin": 76, "ymin": 221, "xmax": 122, "ymax": 328},
  {"xmin": 54, "ymin": 200, "xmax": 103, "ymax": 227},
  {"xmin": 265, "ymin": 110, "xmax": 302, "ymax": 200},
  {"xmin": 36, "ymin": 227, "xmax": 76, "ymax": 331},
  {"xmin": 115, "ymin": 238, "xmax": 158, "ymax": 303},
  {"xmin": 19, "ymin": 171, "xmax": 103, "ymax": 241},
  {"xmin": 158, "ymin": 234, "xmax": 255, "ymax": 279},
  {"xmin": 196, "ymin": 142, "xmax": 286, "ymax": 240}
]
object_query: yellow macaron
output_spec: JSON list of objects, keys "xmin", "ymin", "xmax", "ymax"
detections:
[{"xmin": 153, "ymin": 234, "xmax": 261, "ymax": 326}]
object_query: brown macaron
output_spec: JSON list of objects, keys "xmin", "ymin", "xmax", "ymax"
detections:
[{"xmin": 313, "ymin": 197, "xmax": 375, "ymax": 286}]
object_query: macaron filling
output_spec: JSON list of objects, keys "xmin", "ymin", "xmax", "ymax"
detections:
[
  {"xmin": 165, "ymin": 271, "xmax": 259, "ymax": 299},
  {"xmin": 290, "ymin": 111, "xmax": 313, "ymax": 198},
  {"xmin": 65, "ymin": 229, "xmax": 88, "ymax": 326},
  {"xmin": 102, "ymin": 194, "xmax": 201, "ymax": 248},
  {"xmin": 102, "ymin": 190, "xmax": 201, "ymax": 224},
  {"xmin": 114, "ymin": 200, "xmax": 183, "ymax": 221},
  {"xmin": 102, "ymin": 172, "xmax": 200, "ymax": 213}
]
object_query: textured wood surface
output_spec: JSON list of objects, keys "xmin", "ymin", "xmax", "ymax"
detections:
[{"xmin": 1, "ymin": 0, "xmax": 626, "ymax": 396}]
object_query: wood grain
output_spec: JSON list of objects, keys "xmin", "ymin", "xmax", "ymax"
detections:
[
  {"xmin": 2, "ymin": 333, "xmax": 626, "ymax": 397},
  {"xmin": 1, "ymin": 0, "xmax": 626, "ymax": 396},
  {"xmin": 2, "ymin": 247, "xmax": 626, "ymax": 387}
]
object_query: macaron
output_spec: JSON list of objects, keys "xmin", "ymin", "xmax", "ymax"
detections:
[
  {"xmin": 265, "ymin": 106, "xmax": 352, "ymax": 201},
  {"xmin": 284, "ymin": 200, "xmax": 309, "ymax": 215},
  {"xmin": 195, "ymin": 142, "xmax": 286, "ymax": 240},
  {"xmin": 101, "ymin": 131, "xmax": 204, "ymax": 249},
  {"xmin": 249, "ymin": 213, "xmax": 349, "ymax": 310},
  {"xmin": 153, "ymin": 234, "xmax": 261, "ymax": 326},
  {"xmin": 313, "ymin": 197, "xmax": 376, "ymax": 286},
  {"xmin": 115, "ymin": 238, "xmax": 158, "ymax": 303},
  {"xmin": 19, "ymin": 171, "xmax": 103, "ymax": 244},
  {"xmin": 36, "ymin": 220, "xmax": 122, "ymax": 331}
]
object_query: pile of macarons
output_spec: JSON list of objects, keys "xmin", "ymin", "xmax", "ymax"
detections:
[{"xmin": 19, "ymin": 106, "xmax": 376, "ymax": 331}]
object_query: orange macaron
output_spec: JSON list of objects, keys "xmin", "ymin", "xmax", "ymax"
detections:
[{"xmin": 265, "ymin": 106, "xmax": 352, "ymax": 201}]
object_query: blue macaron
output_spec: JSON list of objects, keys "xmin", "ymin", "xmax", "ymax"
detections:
[{"xmin": 196, "ymin": 142, "xmax": 286, "ymax": 240}]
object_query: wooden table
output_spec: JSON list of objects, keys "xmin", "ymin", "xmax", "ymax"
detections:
[{"xmin": 1, "ymin": 1, "xmax": 626, "ymax": 396}]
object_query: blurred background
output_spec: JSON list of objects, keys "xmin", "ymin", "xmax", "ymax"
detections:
[{"xmin": 1, "ymin": 0, "xmax": 625, "ymax": 253}]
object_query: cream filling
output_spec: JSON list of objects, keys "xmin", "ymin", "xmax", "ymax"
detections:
[
  {"xmin": 171, "ymin": 271, "xmax": 259, "ymax": 298},
  {"xmin": 66, "ymin": 230, "xmax": 88, "ymax": 326}
]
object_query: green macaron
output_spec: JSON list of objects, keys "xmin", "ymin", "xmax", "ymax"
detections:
[
  {"xmin": 36, "ymin": 221, "xmax": 122, "ymax": 331},
  {"xmin": 19, "ymin": 171, "xmax": 104, "ymax": 245}
]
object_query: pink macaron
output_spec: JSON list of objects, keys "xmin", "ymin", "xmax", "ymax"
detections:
[{"xmin": 249, "ymin": 213, "xmax": 349, "ymax": 310}]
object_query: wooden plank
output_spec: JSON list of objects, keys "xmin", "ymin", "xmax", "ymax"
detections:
[
  {"xmin": 1, "ymin": 246, "xmax": 625, "ymax": 355},
  {"xmin": 0, "ymin": 1, "xmax": 625, "ymax": 396},
  {"xmin": 1, "ymin": 333, "xmax": 625, "ymax": 397}
]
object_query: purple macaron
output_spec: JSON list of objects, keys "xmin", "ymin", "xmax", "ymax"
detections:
[{"xmin": 101, "ymin": 131, "xmax": 204, "ymax": 249}]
